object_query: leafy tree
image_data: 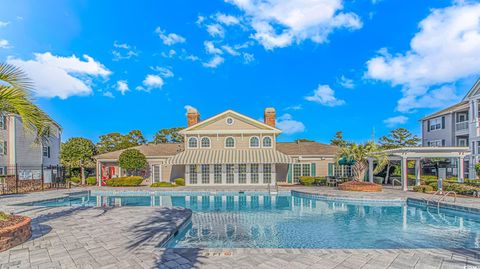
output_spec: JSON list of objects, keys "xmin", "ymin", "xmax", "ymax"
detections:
[
  {"xmin": 336, "ymin": 141, "xmax": 388, "ymax": 181},
  {"xmin": 152, "ymin": 127, "xmax": 184, "ymax": 144},
  {"xmin": 294, "ymin": 138, "xmax": 314, "ymax": 143},
  {"xmin": 119, "ymin": 149, "xmax": 147, "ymax": 175},
  {"xmin": 96, "ymin": 130, "xmax": 147, "ymax": 153},
  {"xmin": 330, "ymin": 131, "xmax": 347, "ymax": 147},
  {"xmin": 378, "ymin": 128, "xmax": 420, "ymax": 150},
  {"xmin": 0, "ymin": 63, "xmax": 53, "ymax": 141},
  {"xmin": 61, "ymin": 137, "xmax": 96, "ymax": 184}
]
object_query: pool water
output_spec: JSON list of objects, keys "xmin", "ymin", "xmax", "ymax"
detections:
[{"xmin": 19, "ymin": 191, "xmax": 480, "ymax": 249}]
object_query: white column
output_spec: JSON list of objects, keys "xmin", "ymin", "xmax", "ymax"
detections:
[
  {"xmin": 458, "ymin": 157, "xmax": 465, "ymax": 183},
  {"xmin": 415, "ymin": 159, "xmax": 421, "ymax": 186},
  {"xmin": 401, "ymin": 157, "xmax": 408, "ymax": 191},
  {"xmin": 97, "ymin": 161, "xmax": 102, "ymax": 186},
  {"xmin": 368, "ymin": 158, "xmax": 374, "ymax": 183}
]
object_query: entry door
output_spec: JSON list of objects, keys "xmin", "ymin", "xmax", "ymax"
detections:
[{"xmin": 152, "ymin": 165, "xmax": 161, "ymax": 183}]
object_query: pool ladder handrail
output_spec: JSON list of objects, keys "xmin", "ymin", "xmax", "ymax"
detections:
[
  {"xmin": 425, "ymin": 190, "xmax": 442, "ymax": 206},
  {"xmin": 436, "ymin": 191, "xmax": 457, "ymax": 209},
  {"xmin": 268, "ymin": 183, "xmax": 278, "ymax": 194}
]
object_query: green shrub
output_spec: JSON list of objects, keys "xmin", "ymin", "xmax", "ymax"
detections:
[
  {"xmin": 428, "ymin": 182, "xmax": 438, "ymax": 191},
  {"xmin": 299, "ymin": 176, "xmax": 315, "ymax": 186},
  {"xmin": 314, "ymin": 177, "xmax": 326, "ymax": 186},
  {"xmin": 86, "ymin": 177, "xmax": 97, "ymax": 185},
  {"xmin": 175, "ymin": 178, "xmax": 185, "ymax": 186},
  {"xmin": 444, "ymin": 183, "xmax": 480, "ymax": 196},
  {"xmin": 105, "ymin": 176, "xmax": 143, "ymax": 187},
  {"xmin": 69, "ymin": 177, "xmax": 81, "ymax": 184},
  {"xmin": 151, "ymin": 182, "xmax": 175, "ymax": 187},
  {"xmin": 413, "ymin": 185, "xmax": 434, "ymax": 193},
  {"xmin": 0, "ymin": 211, "xmax": 9, "ymax": 221}
]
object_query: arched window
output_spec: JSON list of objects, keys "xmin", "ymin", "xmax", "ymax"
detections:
[
  {"xmin": 201, "ymin": 137, "xmax": 210, "ymax": 148},
  {"xmin": 263, "ymin": 136, "xmax": 272, "ymax": 148},
  {"xmin": 250, "ymin": 136, "xmax": 259, "ymax": 148},
  {"xmin": 188, "ymin": 137, "xmax": 198, "ymax": 148},
  {"xmin": 225, "ymin": 137, "xmax": 235, "ymax": 148}
]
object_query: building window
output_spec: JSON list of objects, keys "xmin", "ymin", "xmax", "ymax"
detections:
[
  {"xmin": 0, "ymin": 167, "xmax": 5, "ymax": 175},
  {"xmin": 302, "ymin": 164, "xmax": 310, "ymax": 176},
  {"xmin": 293, "ymin": 164, "xmax": 302, "ymax": 183},
  {"xmin": 262, "ymin": 137, "xmax": 272, "ymax": 148},
  {"xmin": 250, "ymin": 164, "xmax": 259, "ymax": 184},
  {"xmin": 214, "ymin": 164, "xmax": 222, "ymax": 184},
  {"xmin": 42, "ymin": 146, "xmax": 51, "ymax": 158},
  {"xmin": 226, "ymin": 117, "xmax": 234, "ymax": 125},
  {"xmin": 0, "ymin": 141, "xmax": 5, "ymax": 156},
  {"xmin": 189, "ymin": 165, "xmax": 197, "ymax": 184},
  {"xmin": 239, "ymin": 164, "xmax": 247, "ymax": 184},
  {"xmin": 0, "ymin": 115, "xmax": 6, "ymax": 130},
  {"xmin": 201, "ymin": 164, "xmax": 210, "ymax": 184},
  {"xmin": 250, "ymin": 137, "xmax": 259, "ymax": 148},
  {"xmin": 225, "ymin": 137, "xmax": 235, "ymax": 148},
  {"xmin": 334, "ymin": 165, "xmax": 352, "ymax": 177},
  {"xmin": 263, "ymin": 164, "xmax": 272, "ymax": 184},
  {"xmin": 429, "ymin": 117, "xmax": 442, "ymax": 131},
  {"xmin": 188, "ymin": 137, "xmax": 198, "ymax": 148},
  {"xmin": 226, "ymin": 164, "xmax": 234, "ymax": 184},
  {"xmin": 201, "ymin": 137, "xmax": 210, "ymax": 148},
  {"xmin": 427, "ymin": 140, "xmax": 444, "ymax": 147},
  {"xmin": 152, "ymin": 165, "xmax": 161, "ymax": 183}
]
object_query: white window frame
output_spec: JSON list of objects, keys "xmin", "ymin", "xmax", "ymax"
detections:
[
  {"xmin": 188, "ymin": 137, "xmax": 198, "ymax": 148},
  {"xmin": 262, "ymin": 136, "xmax": 273, "ymax": 148},
  {"xmin": 428, "ymin": 140, "xmax": 443, "ymax": 147},
  {"xmin": 429, "ymin": 117, "xmax": 442, "ymax": 131},
  {"xmin": 458, "ymin": 138, "xmax": 467, "ymax": 147},
  {"xmin": 225, "ymin": 117, "xmax": 234, "ymax": 125},
  {"xmin": 249, "ymin": 136, "xmax": 260, "ymax": 148},
  {"xmin": 200, "ymin": 137, "xmax": 211, "ymax": 148},
  {"xmin": 225, "ymin": 137, "xmax": 235, "ymax": 148}
]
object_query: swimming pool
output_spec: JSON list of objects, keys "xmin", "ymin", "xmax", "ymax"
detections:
[{"xmin": 18, "ymin": 191, "xmax": 480, "ymax": 249}]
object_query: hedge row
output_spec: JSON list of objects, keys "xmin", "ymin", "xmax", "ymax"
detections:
[
  {"xmin": 106, "ymin": 176, "xmax": 144, "ymax": 187},
  {"xmin": 299, "ymin": 176, "xmax": 326, "ymax": 186}
]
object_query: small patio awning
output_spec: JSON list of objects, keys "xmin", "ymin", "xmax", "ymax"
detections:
[{"xmin": 165, "ymin": 149, "xmax": 293, "ymax": 165}]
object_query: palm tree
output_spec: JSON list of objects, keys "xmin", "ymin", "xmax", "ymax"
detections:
[
  {"xmin": 336, "ymin": 141, "xmax": 389, "ymax": 181},
  {"xmin": 0, "ymin": 63, "xmax": 52, "ymax": 140}
]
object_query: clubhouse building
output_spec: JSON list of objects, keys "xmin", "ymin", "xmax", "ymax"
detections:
[{"xmin": 95, "ymin": 108, "xmax": 344, "ymax": 186}]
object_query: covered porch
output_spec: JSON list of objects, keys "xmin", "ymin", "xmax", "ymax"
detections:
[{"xmin": 367, "ymin": 147, "xmax": 470, "ymax": 191}]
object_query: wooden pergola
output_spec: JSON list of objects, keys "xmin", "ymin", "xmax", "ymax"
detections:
[{"xmin": 367, "ymin": 147, "xmax": 470, "ymax": 191}]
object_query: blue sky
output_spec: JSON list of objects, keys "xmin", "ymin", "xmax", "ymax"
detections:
[{"xmin": 1, "ymin": 0, "xmax": 479, "ymax": 143}]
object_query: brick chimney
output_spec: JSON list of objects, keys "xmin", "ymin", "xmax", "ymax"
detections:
[
  {"xmin": 187, "ymin": 108, "xmax": 200, "ymax": 127},
  {"xmin": 264, "ymin": 108, "xmax": 276, "ymax": 127}
]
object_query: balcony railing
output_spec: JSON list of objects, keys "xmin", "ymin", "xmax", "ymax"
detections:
[{"xmin": 456, "ymin": 121, "xmax": 469, "ymax": 132}]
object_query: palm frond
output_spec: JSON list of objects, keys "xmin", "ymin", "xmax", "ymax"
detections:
[{"xmin": 0, "ymin": 63, "xmax": 34, "ymax": 93}]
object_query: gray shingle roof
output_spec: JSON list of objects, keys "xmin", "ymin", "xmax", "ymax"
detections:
[
  {"xmin": 276, "ymin": 141, "xmax": 338, "ymax": 156},
  {"xmin": 94, "ymin": 143, "xmax": 184, "ymax": 160}
]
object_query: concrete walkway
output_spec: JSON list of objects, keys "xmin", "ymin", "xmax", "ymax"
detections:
[{"xmin": 0, "ymin": 187, "xmax": 479, "ymax": 268}]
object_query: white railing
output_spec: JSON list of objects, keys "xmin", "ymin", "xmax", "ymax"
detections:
[{"xmin": 455, "ymin": 121, "xmax": 469, "ymax": 131}]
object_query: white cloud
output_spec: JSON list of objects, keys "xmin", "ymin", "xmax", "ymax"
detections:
[
  {"xmin": 203, "ymin": 55, "xmax": 225, "ymax": 68},
  {"xmin": 184, "ymin": 104, "xmax": 197, "ymax": 112},
  {"xmin": 0, "ymin": 39, "xmax": 11, "ymax": 49},
  {"xmin": 103, "ymin": 91, "xmax": 114, "ymax": 98},
  {"xmin": 397, "ymin": 85, "xmax": 461, "ymax": 112},
  {"xmin": 285, "ymin": 104, "xmax": 303, "ymax": 111},
  {"xmin": 305, "ymin": 84, "xmax": 345, "ymax": 107},
  {"xmin": 152, "ymin": 66, "xmax": 174, "ymax": 78},
  {"xmin": 196, "ymin": 16, "xmax": 205, "ymax": 25},
  {"xmin": 383, "ymin": 116, "xmax": 408, "ymax": 128},
  {"xmin": 206, "ymin": 24, "xmax": 225, "ymax": 38},
  {"xmin": 204, "ymin": 41, "xmax": 223, "ymax": 55},
  {"xmin": 365, "ymin": 3, "xmax": 480, "ymax": 112},
  {"xmin": 185, "ymin": 54, "xmax": 200, "ymax": 61},
  {"xmin": 0, "ymin": 21, "xmax": 9, "ymax": 27},
  {"xmin": 243, "ymin": 52, "xmax": 255, "ymax": 63},
  {"xmin": 142, "ymin": 74, "xmax": 164, "ymax": 90},
  {"xmin": 7, "ymin": 52, "xmax": 111, "ymax": 99},
  {"xmin": 112, "ymin": 41, "xmax": 138, "ymax": 61},
  {"xmin": 216, "ymin": 13, "xmax": 241, "ymax": 25},
  {"xmin": 226, "ymin": 0, "xmax": 362, "ymax": 49},
  {"xmin": 155, "ymin": 27, "xmax": 186, "ymax": 45},
  {"xmin": 222, "ymin": 45, "xmax": 240, "ymax": 56},
  {"xmin": 276, "ymin": 113, "xmax": 305, "ymax": 134},
  {"xmin": 338, "ymin": 75, "xmax": 354, "ymax": 89},
  {"xmin": 161, "ymin": 49, "xmax": 177, "ymax": 58},
  {"xmin": 116, "ymin": 80, "xmax": 129, "ymax": 95}
]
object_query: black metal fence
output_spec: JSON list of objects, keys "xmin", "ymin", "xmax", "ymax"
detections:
[{"xmin": 0, "ymin": 165, "xmax": 67, "ymax": 195}]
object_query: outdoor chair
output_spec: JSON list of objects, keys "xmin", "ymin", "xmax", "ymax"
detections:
[{"xmin": 326, "ymin": 176, "xmax": 338, "ymax": 187}]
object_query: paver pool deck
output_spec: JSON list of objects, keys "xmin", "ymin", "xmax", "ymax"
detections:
[{"xmin": 0, "ymin": 186, "xmax": 479, "ymax": 269}]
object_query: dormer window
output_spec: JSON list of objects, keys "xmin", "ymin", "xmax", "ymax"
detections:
[
  {"xmin": 263, "ymin": 136, "xmax": 272, "ymax": 148},
  {"xmin": 201, "ymin": 137, "xmax": 210, "ymax": 148},
  {"xmin": 250, "ymin": 136, "xmax": 259, "ymax": 148},
  {"xmin": 226, "ymin": 117, "xmax": 234, "ymax": 125},
  {"xmin": 225, "ymin": 137, "xmax": 235, "ymax": 148},
  {"xmin": 188, "ymin": 137, "xmax": 198, "ymax": 148}
]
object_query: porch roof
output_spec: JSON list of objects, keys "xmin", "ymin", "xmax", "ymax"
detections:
[
  {"xmin": 165, "ymin": 149, "xmax": 293, "ymax": 165},
  {"xmin": 380, "ymin": 147, "xmax": 470, "ymax": 159}
]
